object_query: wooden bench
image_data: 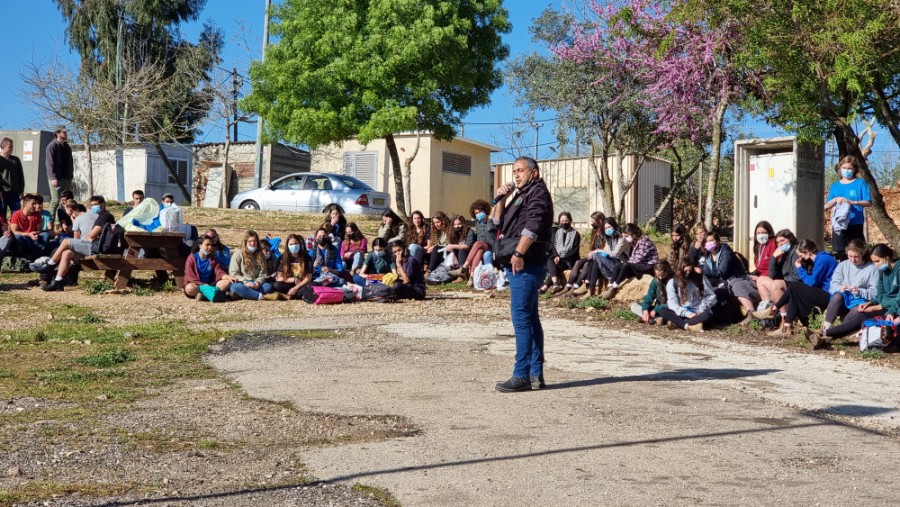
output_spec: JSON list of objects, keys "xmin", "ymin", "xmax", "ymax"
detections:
[{"xmin": 80, "ymin": 232, "xmax": 188, "ymax": 290}]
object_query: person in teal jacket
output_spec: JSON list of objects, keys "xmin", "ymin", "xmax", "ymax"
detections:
[
  {"xmin": 805, "ymin": 243, "xmax": 900, "ymax": 349},
  {"xmin": 631, "ymin": 260, "xmax": 674, "ymax": 325}
]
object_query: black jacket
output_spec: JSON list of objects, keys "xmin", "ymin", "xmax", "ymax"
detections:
[
  {"xmin": 46, "ymin": 139, "xmax": 74, "ymax": 181},
  {"xmin": 497, "ymin": 178, "xmax": 554, "ymax": 264},
  {"xmin": 0, "ymin": 155, "xmax": 25, "ymax": 193}
]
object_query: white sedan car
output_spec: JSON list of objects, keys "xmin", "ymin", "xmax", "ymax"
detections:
[{"xmin": 229, "ymin": 172, "xmax": 391, "ymax": 215}]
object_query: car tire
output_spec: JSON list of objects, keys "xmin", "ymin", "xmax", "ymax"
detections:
[{"xmin": 241, "ymin": 200, "xmax": 260, "ymax": 210}]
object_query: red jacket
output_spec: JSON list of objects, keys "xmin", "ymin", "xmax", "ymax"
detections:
[
  {"xmin": 184, "ymin": 252, "xmax": 227, "ymax": 285},
  {"xmin": 755, "ymin": 239, "xmax": 777, "ymax": 277}
]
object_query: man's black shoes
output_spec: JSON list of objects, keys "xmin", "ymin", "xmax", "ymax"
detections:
[
  {"xmin": 42, "ymin": 279, "xmax": 67, "ymax": 292},
  {"xmin": 495, "ymin": 377, "xmax": 532, "ymax": 393}
]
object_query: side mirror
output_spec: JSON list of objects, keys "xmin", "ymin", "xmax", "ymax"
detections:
[{"xmin": 266, "ymin": 184, "xmax": 273, "ymax": 190}]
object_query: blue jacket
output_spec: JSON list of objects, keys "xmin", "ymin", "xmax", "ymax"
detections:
[
  {"xmin": 797, "ymin": 252, "xmax": 838, "ymax": 290},
  {"xmin": 309, "ymin": 244, "xmax": 344, "ymax": 277},
  {"xmin": 703, "ymin": 243, "xmax": 746, "ymax": 282}
]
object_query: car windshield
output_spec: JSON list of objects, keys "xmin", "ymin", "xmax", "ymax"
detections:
[
  {"xmin": 336, "ymin": 176, "xmax": 372, "ymax": 190},
  {"xmin": 273, "ymin": 176, "xmax": 303, "ymax": 190}
]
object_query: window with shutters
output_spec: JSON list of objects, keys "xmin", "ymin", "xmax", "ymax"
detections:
[
  {"xmin": 342, "ymin": 151, "xmax": 378, "ymax": 188},
  {"xmin": 653, "ymin": 185, "xmax": 673, "ymax": 232},
  {"xmin": 167, "ymin": 159, "xmax": 189, "ymax": 186},
  {"xmin": 442, "ymin": 151, "xmax": 471, "ymax": 175}
]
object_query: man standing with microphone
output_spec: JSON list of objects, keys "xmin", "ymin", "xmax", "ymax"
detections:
[{"xmin": 492, "ymin": 156, "xmax": 554, "ymax": 392}]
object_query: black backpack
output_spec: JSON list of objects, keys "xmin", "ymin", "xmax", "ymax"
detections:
[{"xmin": 92, "ymin": 224, "xmax": 126, "ymax": 255}]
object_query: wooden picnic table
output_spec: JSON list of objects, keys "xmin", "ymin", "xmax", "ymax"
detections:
[{"xmin": 80, "ymin": 231, "xmax": 187, "ymax": 290}]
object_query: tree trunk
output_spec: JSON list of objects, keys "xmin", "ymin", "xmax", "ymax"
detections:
[
  {"xmin": 835, "ymin": 122, "xmax": 900, "ymax": 247},
  {"xmin": 384, "ymin": 133, "xmax": 408, "ymax": 219},
  {"xmin": 152, "ymin": 142, "xmax": 192, "ymax": 202},
  {"xmin": 703, "ymin": 96, "xmax": 729, "ymax": 229},
  {"xmin": 402, "ymin": 132, "xmax": 421, "ymax": 217},
  {"xmin": 589, "ymin": 140, "xmax": 616, "ymax": 218},
  {"xmin": 84, "ymin": 138, "xmax": 95, "ymax": 198}
]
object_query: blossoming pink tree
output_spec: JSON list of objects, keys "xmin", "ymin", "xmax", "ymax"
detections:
[{"xmin": 558, "ymin": 0, "xmax": 760, "ymax": 227}]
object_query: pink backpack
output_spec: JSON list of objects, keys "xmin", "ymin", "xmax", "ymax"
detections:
[{"xmin": 312, "ymin": 285, "xmax": 345, "ymax": 305}]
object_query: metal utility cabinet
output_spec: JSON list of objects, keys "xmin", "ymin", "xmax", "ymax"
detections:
[
  {"xmin": 0, "ymin": 130, "xmax": 54, "ymax": 196},
  {"xmin": 733, "ymin": 136, "xmax": 825, "ymax": 264}
]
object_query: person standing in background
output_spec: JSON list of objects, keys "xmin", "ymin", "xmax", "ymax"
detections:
[
  {"xmin": 46, "ymin": 127, "xmax": 74, "ymax": 227},
  {"xmin": 824, "ymin": 156, "xmax": 871, "ymax": 261},
  {"xmin": 0, "ymin": 137, "xmax": 25, "ymax": 219}
]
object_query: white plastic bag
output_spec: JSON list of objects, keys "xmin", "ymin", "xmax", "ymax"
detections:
[
  {"xmin": 472, "ymin": 263, "xmax": 496, "ymax": 291},
  {"xmin": 159, "ymin": 204, "xmax": 184, "ymax": 231},
  {"xmin": 495, "ymin": 269, "xmax": 509, "ymax": 291},
  {"xmin": 442, "ymin": 248, "xmax": 459, "ymax": 269},
  {"xmin": 118, "ymin": 198, "xmax": 160, "ymax": 231}
]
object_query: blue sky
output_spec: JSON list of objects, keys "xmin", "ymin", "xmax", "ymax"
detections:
[{"xmin": 0, "ymin": 0, "xmax": 831, "ymax": 164}]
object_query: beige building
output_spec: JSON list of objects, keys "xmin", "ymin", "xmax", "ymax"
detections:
[
  {"xmin": 71, "ymin": 143, "xmax": 194, "ymax": 203},
  {"xmin": 312, "ymin": 133, "xmax": 498, "ymax": 217},
  {"xmin": 493, "ymin": 155, "xmax": 674, "ymax": 230}
]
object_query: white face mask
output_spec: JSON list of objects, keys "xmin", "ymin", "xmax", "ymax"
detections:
[
  {"xmin": 756, "ymin": 234, "xmax": 769, "ymax": 244},
  {"xmin": 247, "ymin": 245, "xmax": 257, "ymax": 253},
  {"xmin": 198, "ymin": 248, "xmax": 209, "ymax": 258},
  {"xmin": 625, "ymin": 235, "xmax": 634, "ymax": 244}
]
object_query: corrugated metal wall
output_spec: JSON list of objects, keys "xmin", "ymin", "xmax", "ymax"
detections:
[{"xmin": 494, "ymin": 155, "xmax": 672, "ymax": 227}]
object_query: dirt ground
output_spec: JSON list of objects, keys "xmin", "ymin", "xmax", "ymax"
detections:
[{"xmin": 3, "ymin": 204, "xmax": 900, "ymax": 505}]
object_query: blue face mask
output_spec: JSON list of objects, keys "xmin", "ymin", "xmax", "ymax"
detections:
[
  {"xmin": 841, "ymin": 169, "xmax": 854, "ymax": 179},
  {"xmin": 779, "ymin": 244, "xmax": 791, "ymax": 253},
  {"xmin": 604, "ymin": 228, "xmax": 615, "ymax": 237},
  {"xmin": 879, "ymin": 262, "xmax": 890, "ymax": 272},
  {"xmin": 91, "ymin": 205, "xmax": 101, "ymax": 214},
  {"xmin": 475, "ymin": 212, "xmax": 486, "ymax": 222},
  {"xmin": 288, "ymin": 244, "xmax": 300, "ymax": 254},
  {"xmin": 374, "ymin": 250, "xmax": 386, "ymax": 257}
]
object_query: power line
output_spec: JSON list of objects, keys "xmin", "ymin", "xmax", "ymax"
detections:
[{"xmin": 463, "ymin": 118, "xmax": 557, "ymax": 125}]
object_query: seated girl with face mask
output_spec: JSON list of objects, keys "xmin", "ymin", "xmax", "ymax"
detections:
[
  {"xmin": 353, "ymin": 237, "xmax": 394, "ymax": 286},
  {"xmin": 273, "ymin": 234, "xmax": 313, "ymax": 299},
  {"xmin": 183, "ymin": 235, "xmax": 233, "ymax": 300}
]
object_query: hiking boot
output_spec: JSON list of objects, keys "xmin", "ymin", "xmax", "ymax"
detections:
[
  {"xmin": 686, "ymin": 323, "xmax": 704, "ymax": 333},
  {"xmin": 666, "ymin": 321, "xmax": 678, "ymax": 330},
  {"xmin": 41, "ymin": 278, "xmax": 66, "ymax": 292},
  {"xmin": 262, "ymin": 293, "xmax": 282, "ymax": 301},
  {"xmin": 737, "ymin": 314, "xmax": 753, "ymax": 326},
  {"xmin": 600, "ymin": 287, "xmax": 618, "ymax": 300},
  {"xmin": 572, "ymin": 285, "xmax": 589, "ymax": 296},
  {"xmin": 495, "ymin": 377, "xmax": 531, "ymax": 393},
  {"xmin": 801, "ymin": 328, "xmax": 829, "ymax": 350},
  {"xmin": 448, "ymin": 268, "xmax": 464, "ymax": 279},
  {"xmin": 530, "ymin": 375, "xmax": 546, "ymax": 389},
  {"xmin": 767, "ymin": 325, "xmax": 792, "ymax": 338},
  {"xmin": 654, "ymin": 317, "xmax": 664, "ymax": 326},
  {"xmin": 753, "ymin": 307, "xmax": 777, "ymax": 320}
]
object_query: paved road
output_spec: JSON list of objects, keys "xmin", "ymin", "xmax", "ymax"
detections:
[{"xmin": 208, "ymin": 314, "xmax": 900, "ymax": 506}]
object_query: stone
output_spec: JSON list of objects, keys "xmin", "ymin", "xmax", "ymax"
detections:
[{"xmin": 6, "ymin": 466, "xmax": 23, "ymax": 477}]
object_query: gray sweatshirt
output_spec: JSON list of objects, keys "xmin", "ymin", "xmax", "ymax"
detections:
[
  {"xmin": 829, "ymin": 260, "xmax": 880, "ymax": 299},
  {"xmin": 666, "ymin": 277, "xmax": 717, "ymax": 317}
]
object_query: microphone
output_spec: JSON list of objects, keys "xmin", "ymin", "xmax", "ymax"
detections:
[{"xmin": 491, "ymin": 182, "xmax": 515, "ymax": 205}]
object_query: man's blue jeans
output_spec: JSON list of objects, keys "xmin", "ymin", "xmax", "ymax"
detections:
[
  {"xmin": 506, "ymin": 261, "xmax": 546, "ymax": 379},
  {"xmin": 229, "ymin": 281, "xmax": 274, "ymax": 300}
]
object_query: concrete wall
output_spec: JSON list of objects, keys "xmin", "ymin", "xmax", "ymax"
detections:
[
  {"xmin": 72, "ymin": 143, "xmax": 193, "ymax": 203},
  {"xmin": 312, "ymin": 133, "xmax": 496, "ymax": 217},
  {"xmin": 0, "ymin": 130, "xmax": 55, "ymax": 197}
]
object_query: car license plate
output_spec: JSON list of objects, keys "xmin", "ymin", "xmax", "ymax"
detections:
[{"xmin": 374, "ymin": 198, "xmax": 385, "ymax": 205}]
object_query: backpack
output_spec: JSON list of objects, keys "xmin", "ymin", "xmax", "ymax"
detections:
[
  {"xmin": 858, "ymin": 319, "xmax": 899, "ymax": 351},
  {"xmin": 310, "ymin": 285, "xmax": 345, "ymax": 305},
  {"xmin": 361, "ymin": 283, "xmax": 396, "ymax": 302},
  {"xmin": 92, "ymin": 224, "xmax": 126, "ymax": 255}
]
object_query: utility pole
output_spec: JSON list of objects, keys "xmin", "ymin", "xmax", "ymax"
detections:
[
  {"xmin": 232, "ymin": 67, "xmax": 239, "ymax": 141},
  {"xmin": 253, "ymin": 0, "xmax": 272, "ymax": 188},
  {"xmin": 533, "ymin": 122, "xmax": 543, "ymax": 159},
  {"xmin": 114, "ymin": 0, "xmax": 126, "ymax": 202}
]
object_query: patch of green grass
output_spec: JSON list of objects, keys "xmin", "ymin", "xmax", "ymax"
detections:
[
  {"xmin": 749, "ymin": 320, "xmax": 762, "ymax": 331},
  {"xmin": 77, "ymin": 350, "xmax": 135, "ymax": 368},
  {"xmin": 82, "ymin": 279, "xmax": 114, "ymax": 295},
  {"xmin": 832, "ymin": 342, "xmax": 848, "ymax": 351},
  {"xmin": 434, "ymin": 281, "xmax": 469, "ymax": 292},
  {"xmin": 0, "ymin": 481, "xmax": 134, "ymax": 504},
  {"xmin": 0, "ymin": 320, "xmax": 224, "ymax": 402},
  {"xmin": 576, "ymin": 296, "xmax": 609, "ymax": 309},
  {"xmin": 161, "ymin": 279, "xmax": 176, "ymax": 292},
  {"xmin": 197, "ymin": 438, "xmax": 232, "ymax": 450},
  {"xmin": 80, "ymin": 314, "xmax": 105, "ymax": 324},
  {"xmin": 724, "ymin": 325, "xmax": 742, "ymax": 335},
  {"xmin": 132, "ymin": 286, "xmax": 155, "ymax": 297},
  {"xmin": 860, "ymin": 349, "xmax": 886, "ymax": 359},
  {"xmin": 351, "ymin": 483, "xmax": 402, "ymax": 507},
  {"xmin": 614, "ymin": 308, "xmax": 638, "ymax": 321},
  {"xmin": 807, "ymin": 307, "xmax": 826, "ymax": 330}
]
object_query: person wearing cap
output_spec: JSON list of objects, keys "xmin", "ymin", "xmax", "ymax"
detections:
[{"xmin": 46, "ymin": 127, "xmax": 74, "ymax": 225}]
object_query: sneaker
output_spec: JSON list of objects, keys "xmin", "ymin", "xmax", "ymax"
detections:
[
  {"xmin": 654, "ymin": 317, "xmax": 664, "ymax": 326},
  {"xmin": 572, "ymin": 285, "xmax": 589, "ymax": 296},
  {"xmin": 41, "ymin": 278, "xmax": 66, "ymax": 292},
  {"xmin": 801, "ymin": 328, "xmax": 828, "ymax": 350},
  {"xmin": 530, "ymin": 375, "xmax": 546, "ymax": 389},
  {"xmin": 495, "ymin": 377, "xmax": 531, "ymax": 393},
  {"xmin": 687, "ymin": 323, "xmax": 704, "ymax": 333}
]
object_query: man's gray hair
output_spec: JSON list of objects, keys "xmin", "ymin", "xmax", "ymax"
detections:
[{"xmin": 515, "ymin": 156, "xmax": 539, "ymax": 172}]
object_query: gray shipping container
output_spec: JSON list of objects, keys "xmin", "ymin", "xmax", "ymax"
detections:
[{"xmin": 0, "ymin": 130, "xmax": 55, "ymax": 197}]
